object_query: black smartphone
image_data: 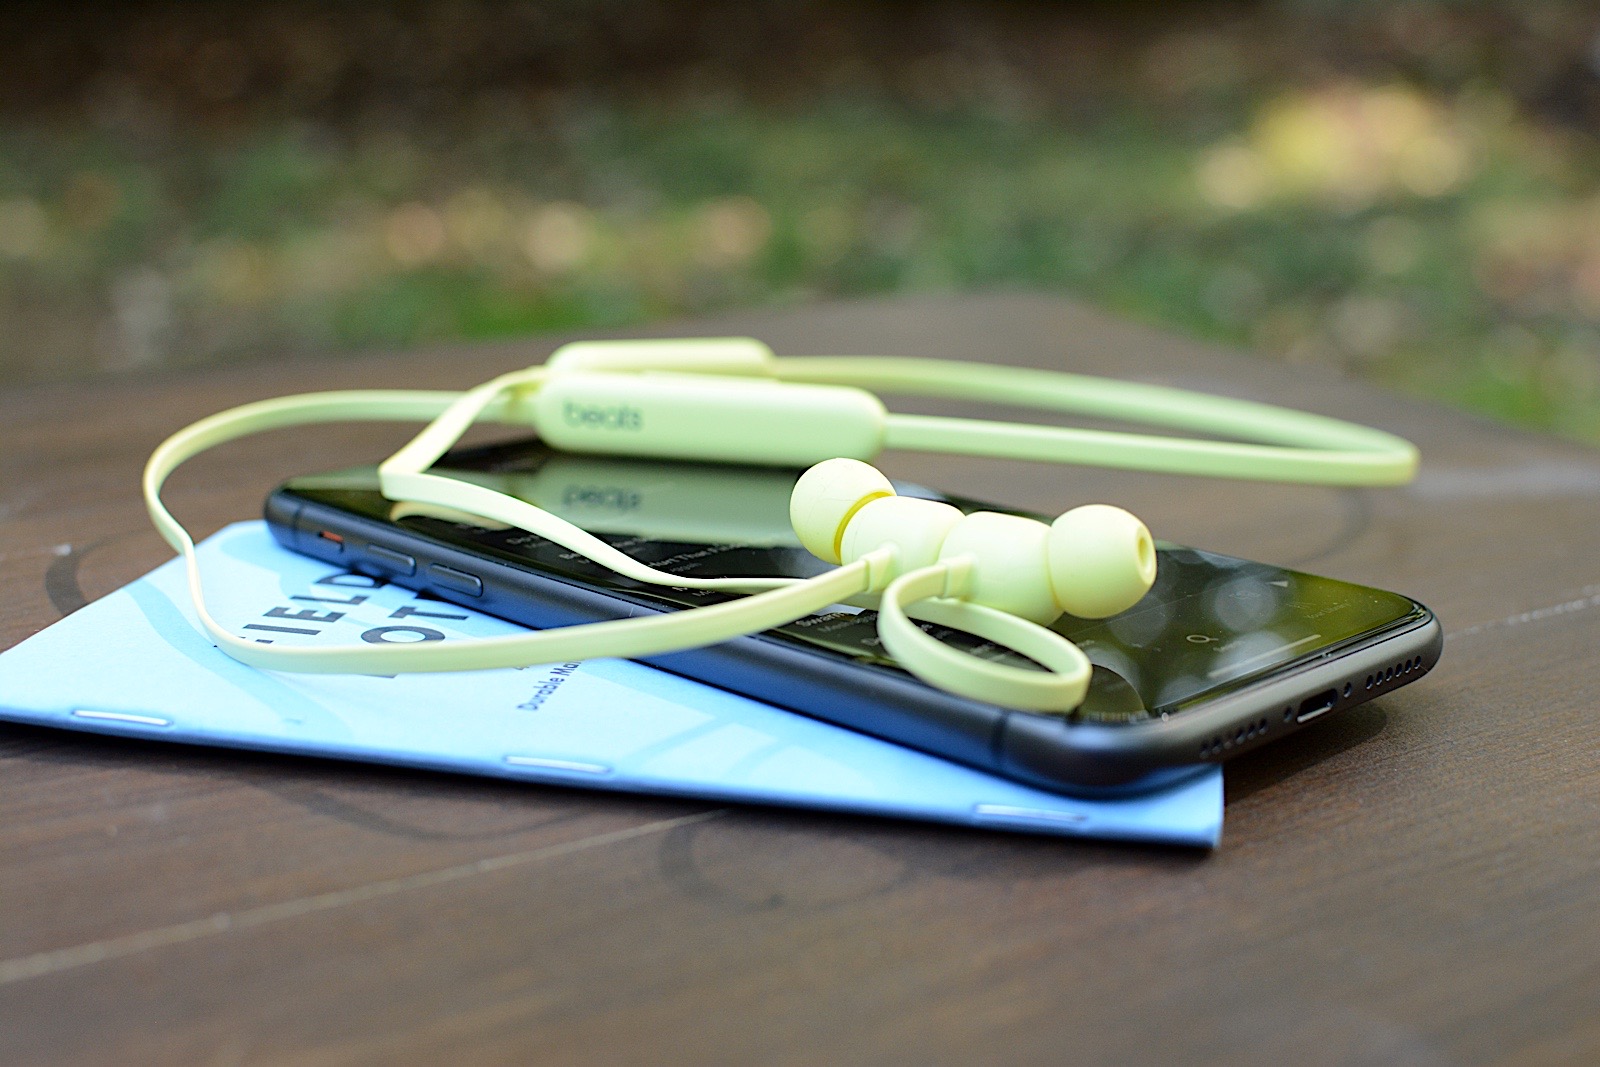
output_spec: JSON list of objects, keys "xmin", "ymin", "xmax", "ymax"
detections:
[{"xmin": 264, "ymin": 438, "xmax": 1441, "ymax": 794}]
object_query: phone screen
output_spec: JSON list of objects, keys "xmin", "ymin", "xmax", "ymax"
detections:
[{"xmin": 282, "ymin": 439, "xmax": 1427, "ymax": 725}]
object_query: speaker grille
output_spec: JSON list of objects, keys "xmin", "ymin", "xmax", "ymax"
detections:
[
  {"xmin": 1200, "ymin": 653, "xmax": 1428, "ymax": 759},
  {"xmin": 1199, "ymin": 716, "xmax": 1271, "ymax": 759},
  {"xmin": 1366, "ymin": 656, "xmax": 1423, "ymax": 693}
]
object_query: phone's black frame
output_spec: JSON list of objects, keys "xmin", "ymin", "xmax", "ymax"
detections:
[{"xmin": 265, "ymin": 472, "xmax": 1441, "ymax": 796}]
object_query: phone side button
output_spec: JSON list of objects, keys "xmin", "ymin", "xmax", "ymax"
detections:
[
  {"xmin": 428, "ymin": 564, "xmax": 483, "ymax": 597},
  {"xmin": 365, "ymin": 545, "xmax": 416, "ymax": 575}
]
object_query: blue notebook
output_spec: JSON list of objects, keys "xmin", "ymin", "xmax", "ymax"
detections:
[{"xmin": 0, "ymin": 523, "xmax": 1222, "ymax": 847}]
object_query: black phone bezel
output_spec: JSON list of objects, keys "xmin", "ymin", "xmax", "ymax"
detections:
[{"xmin": 263, "ymin": 455, "xmax": 1440, "ymax": 796}]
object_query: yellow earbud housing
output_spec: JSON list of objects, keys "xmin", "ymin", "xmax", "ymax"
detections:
[
  {"xmin": 1046, "ymin": 505, "xmax": 1156, "ymax": 619},
  {"xmin": 788, "ymin": 457, "xmax": 896, "ymax": 564},
  {"xmin": 839, "ymin": 495, "xmax": 965, "ymax": 575},
  {"xmin": 935, "ymin": 512, "xmax": 1062, "ymax": 625}
]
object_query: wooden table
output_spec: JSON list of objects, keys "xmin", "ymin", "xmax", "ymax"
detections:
[{"xmin": 4, "ymin": 294, "xmax": 1599, "ymax": 1065}]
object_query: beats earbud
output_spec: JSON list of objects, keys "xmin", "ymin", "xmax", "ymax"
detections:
[
  {"xmin": 147, "ymin": 338, "xmax": 1414, "ymax": 713},
  {"xmin": 789, "ymin": 456, "xmax": 898, "ymax": 564},
  {"xmin": 790, "ymin": 458, "xmax": 1156, "ymax": 623}
]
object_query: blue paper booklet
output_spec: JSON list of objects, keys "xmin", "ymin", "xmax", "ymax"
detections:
[{"xmin": 0, "ymin": 523, "xmax": 1221, "ymax": 846}]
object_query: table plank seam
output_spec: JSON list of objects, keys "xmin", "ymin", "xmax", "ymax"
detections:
[
  {"xmin": 0, "ymin": 544, "xmax": 71, "ymax": 565},
  {"xmin": 1446, "ymin": 584, "xmax": 1600, "ymax": 643},
  {"xmin": 0, "ymin": 808, "xmax": 725, "ymax": 987}
]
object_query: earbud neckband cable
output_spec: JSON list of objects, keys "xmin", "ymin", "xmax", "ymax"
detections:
[{"xmin": 144, "ymin": 344, "xmax": 1418, "ymax": 711}]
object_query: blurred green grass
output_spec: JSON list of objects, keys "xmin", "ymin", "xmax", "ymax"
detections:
[{"xmin": 2, "ymin": 1, "xmax": 1599, "ymax": 444}]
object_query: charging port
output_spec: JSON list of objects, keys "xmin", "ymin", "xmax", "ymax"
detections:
[{"xmin": 1296, "ymin": 690, "xmax": 1338, "ymax": 724}]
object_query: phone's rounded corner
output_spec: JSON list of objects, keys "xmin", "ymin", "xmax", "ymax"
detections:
[
  {"xmin": 1384, "ymin": 602, "xmax": 1445, "ymax": 679},
  {"xmin": 262, "ymin": 488, "xmax": 303, "ymax": 551},
  {"xmin": 1418, "ymin": 606, "xmax": 1444, "ymax": 656},
  {"xmin": 995, "ymin": 711, "xmax": 1204, "ymax": 795}
]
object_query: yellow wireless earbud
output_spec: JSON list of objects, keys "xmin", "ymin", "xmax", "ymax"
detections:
[
  {"xmin": 790, "ymin": 458, "xmax": 1156, "ymax": 710},
  {"xmin": 791, "ymin": 458, "xmax": 1154, "ymax": 623}
]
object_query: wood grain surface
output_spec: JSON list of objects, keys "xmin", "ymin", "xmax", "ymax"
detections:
[{"xmin": 3, "ymin": 294, "xmax": 1599, "ymax": 1066}]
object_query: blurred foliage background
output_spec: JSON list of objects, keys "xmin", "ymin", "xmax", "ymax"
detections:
[{"xmin": 2, "ymin": 0, "xmax": 1600, "ymax": 442}]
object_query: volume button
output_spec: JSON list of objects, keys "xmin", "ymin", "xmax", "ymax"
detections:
[
  {"xmin": 428, "ymin": 564, "xmax": 483, "ymax": 597},
  {"xmin": 365, "ymin": 544, "xmax": 416, "ymax": 575}
]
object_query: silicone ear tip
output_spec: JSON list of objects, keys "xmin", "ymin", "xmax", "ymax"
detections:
[
  {"xmin": 1046, "ymin": 505, "xmax": 1157, "ymax": 619},
  {"xmin": 789, "ymin": 458, "xmax": 895, "ymax": 563}
]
